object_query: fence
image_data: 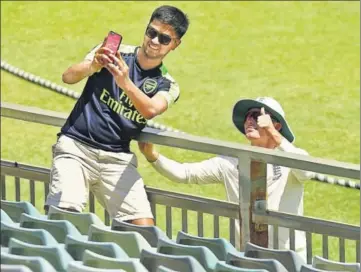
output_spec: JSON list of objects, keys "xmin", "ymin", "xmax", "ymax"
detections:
[{"xmin": 1, "ymin": 102, "xmax": 360, "ymax": 264}]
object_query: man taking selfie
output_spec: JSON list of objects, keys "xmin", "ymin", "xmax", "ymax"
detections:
[{"xmin": 45, "ymin": 5, "xmax": 190, "ymax": 226}]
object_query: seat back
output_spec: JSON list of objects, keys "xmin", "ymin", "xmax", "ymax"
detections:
[
  {"xmin": 82, "ymin": 249, "xmax": 148, "ymax": 272},
  {"xmin": 140, "ymin": 249, "xmax": 207, "ymax": 272},
  {"xmin": 8, "ymin": 237, "xmax": 73, "ymax": 272},
  {"xmin": 65, "ymin": 234, "xmax": 129, "ymax": 261},
  {"xmin": 1, "ymin": 209, "xmax": 14, "ymax": 224},
  {"xmin": 215, "ymin": 262, "xmax": 268, "ymax": 272},
  {"xmin": 245, "ymin": 242, "xmax": 305, "ymax": 272},
  {"xmin": 300, "ymin": 265, "xmax": 340, "ymax": 272},
  {"xmin": 313, "ymin": 255, "xmax": 360, "ymax": 272},
  {"xmin": 177, "ymin": 230, "xmax": 238, "ymax": 261},
  {"xmin": 67, "ymin": 261, "xmax": 126, "ymax": 272},
  {"xmin": 1, "ymin": 221, "xmax": 58, "ymax": 246},
  {"xmin": 227, "ymin": 251, "xmax": 288, "ymax": 272},
  {"xmin": 88, "ymin": 224, "xmax": 153, "ymax": 258},
  {"xmin": 157, "ymin": 237, "xmax": 219, "ymax": 272},
  {"xmin": 156, "ymin": 266, "xmax": 178, "ymax": 272},
  {"xmin": 1, "ymin": 251, "xmax": 57, "ymax": 272},
  {"xmin": 47, "ymin": 205, "xmax": 105, "ymax": 234},
  {"xmin": 1, "ymin": 200, "xmax": 42, "ymax": 223},
  {"xmin": 20, "ymin": 213, "xmax": 83, "ymax": 242},
  {"xmin": 0, "ymin": 264, "xmax": 33, "ymax": 272},
  {"xmin": 111, "ymin": 219, "xmax": 167, "ymax": 247}
]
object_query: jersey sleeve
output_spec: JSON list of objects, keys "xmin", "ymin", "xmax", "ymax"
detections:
[
  {"xmin": 84, "ymin": 43, "xmax": 102, "ymax": 61},
  {"xmin": 156, "ymin": 73, "xmax": 180, "ymax": 108},
  {"xmin": 84, "ymin": 44, "xmax": 136, "ymax": 61}
]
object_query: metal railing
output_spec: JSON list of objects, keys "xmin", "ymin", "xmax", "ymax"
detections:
[{"xmin": 1, "ymin": 102, "xmax": 360, "ymax": 263}]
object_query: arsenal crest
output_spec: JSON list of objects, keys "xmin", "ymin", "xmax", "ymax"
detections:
[{"xmin": 142, "ymin": 79, "xmax": 158, "ymax": 94}]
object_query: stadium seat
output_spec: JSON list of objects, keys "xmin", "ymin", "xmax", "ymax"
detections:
[
  {"xmin": 1, "ymin": 221, "xmax": 58, "ymax": 246},
  {"xmin": 1, "ymin": 264, "xmax": 33, "ymax": 272},
  {"xmin": 1, "ymin": 251, "xmax": 57, "ymax": 272},
  {"xmin": 67, "ymin": 261, "xmax": 126, "ymax": 272},
  {"xmin": 157, "ymin": 237, "xmax": 219, "ymax": 272},
  {"xmin": 227, "ymin": 251, "xmax": 288, "ymax": 272},
  {"xmin": 47, "ymin": 205, "xmax": 105, "ymax": 235},
  {"xmin": 65, "ymin": 235, "xmax": 129, "ymax": 261},
  {"xmin": 1, "ymin": 200, "xmax": 43, "ymax": 223},
  {"xmin": 8, "ymin": 237, "xmax": 73, "ymax": 272},
  {"xmin": 140, "ymin": 249, "xmax": 207, "ymax": 272},
  {"xmin": 1, "ymin": 209, "xmax": 14, "ymax": 224},
  {"xmin": 111, "ymin": 219, "xmax": 167, "ymax": 247},
  {"xmin": 20, "ymin": 213, "xmax": 84, "ymax": 243},
  {"xmin": 176, "ymin": 230, "xmax": 239, "ymax": 261},
  {"xmin": 245, "ymin": 241, "xmax": 305, "ymax": 272},
  {"xmin": 312, "ymin": 255, "xmax": 360, "ymax": 272},
  {"xmin": 300, "ymin": 265, "xmax": 337, "ymax": 272},
  {"xmin": 88, "ymin": 224, "xmax": 154, "ymax": 258},
  {"xmin": 156, "ymin": 266, "xmax": 177, "ymax": 272},
  {"xmin": 82, "ymin": 249, "xmax": 148, "ymax": 272},
  {"xmin": 215, "ymin": 262, "xmax": 268, "ymax": 272}
]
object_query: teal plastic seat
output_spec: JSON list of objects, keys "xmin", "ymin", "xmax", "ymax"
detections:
[
  {"xmin": 140, "ymin": 249, "xmax": 207, "ymax": 272},
  {"xmin": 1, "ymin": 209, "xmax": 14, "ymax": 224},
  {"xmin": 313, "ymin": 255, "xmax": 360, "ymax": 272},
  {"xmin": 8, "ymin": 237, "xmax": 73, "ymax": 272},
  {"xmin": 82, "ymin": 249, "xmax": 148, "ymax": 272},
  {"xmin": 1, "ymin": 264, "xmax": 33, "ymax": 272},
  {"xmin": 1, "ymin": 200, "xmax": 42, "ymax": 223},
  {"xmin": 177, "ymin": 231, "xmax": 239, "ymax": 261},
  {"xmin": 47, "ymin": 205, "xmax": 105, "ymax": 235},
  {"xmin": 89, "ymin": 224, "xmax": 154, "ymax": 258},
  {"xmin": 65, "ymin": 235, "xmax": 129, "ymax": 261},
  {"xmin": 157, "ymin": 238, "xmax": 219, "ymax": 272},
  {"xmin": 215, "ymin": 262, "xmax": 268, "ymax": 272},
  {"xmin": 1, "ymin": 251, "xmax": 57, "ymax": 272},
  {"xmin": 245, "ymin": 242, "xmax": 305, "ymax": 272},
  {"xmin": 20, "ymin": 213, "xmax": 83, "ymax": 243},
  {"xmin": 156, "ymin": 266, "xmax": 177, "ymax": 272},
  {"xmin": 111, "ymin": 219, "xmax": 167, "ymax": 247},
  {"xmin": 227, "ymin": 252, "xmax": 288, "ymax": 272},
  {"xmin": 1, "ymin": 221, "xmax": 58, "ymax": 246},
  {"xmin": 300, "ymin": 265, "xmax": 338, "ymax": 272},
  {"xmin": 67, "ymin": 261, "xmax": 126, "ymax": 272}
]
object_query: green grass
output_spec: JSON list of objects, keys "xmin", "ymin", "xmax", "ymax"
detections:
[{"xmin": 1, "ymin": 1, "xmax": 359, "ymax": 262}]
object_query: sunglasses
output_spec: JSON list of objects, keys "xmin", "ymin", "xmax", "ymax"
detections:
[
  {"xmin": 145, "ymin": 26, "xmax": 175, "ymax": 45},
  {"xmin": 246, "ymin": 109, "xmax": 278, "ymax": 122}
]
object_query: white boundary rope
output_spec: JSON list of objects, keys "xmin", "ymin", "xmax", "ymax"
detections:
[{"xmin": 1, "ymin": 59, "xmax": 359, "ymax": 190}]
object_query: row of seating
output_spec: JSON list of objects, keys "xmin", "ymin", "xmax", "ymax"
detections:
[{"xmin": 1, "ymin": 200, "xmax": 360, "ymax": 272}]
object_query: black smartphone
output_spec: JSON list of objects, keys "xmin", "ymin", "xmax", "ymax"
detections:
[{"xmin": 103, "ymin": 31, "xmax": 122, "ymax": 54}]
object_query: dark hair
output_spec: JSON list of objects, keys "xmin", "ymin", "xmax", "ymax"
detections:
[{"xmin": 149, "ymin": 5, "xmax": 190, "ymax": 39}]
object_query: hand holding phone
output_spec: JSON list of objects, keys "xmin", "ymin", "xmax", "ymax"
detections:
[{"xmin": 103, "ymin": 31, "xmax": 122, "ymax": 54}]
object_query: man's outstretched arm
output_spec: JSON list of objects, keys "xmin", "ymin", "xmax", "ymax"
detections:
[{"xmin": 138, "ymin": 142, "xmax": 226, "ymax": 184}]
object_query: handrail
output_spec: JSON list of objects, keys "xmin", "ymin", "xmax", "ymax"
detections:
[{"xmin": 1, "ymin": 102, "xmax": 359, "ymax": 179}]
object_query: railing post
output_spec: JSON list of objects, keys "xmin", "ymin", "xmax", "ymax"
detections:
[
  {"xmin": 238, "ymin": 154, "xmax": 251, "ymax": 250},
  {"xmin": 250, "ymin": 161, "xmax": 268, "ymax": 247},
  {"xmin": 238, "ymin": 154, "xmax": 268, "ymax": 250}
]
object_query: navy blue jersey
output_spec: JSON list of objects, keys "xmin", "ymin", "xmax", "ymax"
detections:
[{"xmin": 60, "ymin": 45, "xmax": 180, "ymax": 153}]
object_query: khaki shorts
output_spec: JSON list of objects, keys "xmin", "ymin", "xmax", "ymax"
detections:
[{"xmin": 45, "ymin": 135, "xmax": 153, "ymax": 221}]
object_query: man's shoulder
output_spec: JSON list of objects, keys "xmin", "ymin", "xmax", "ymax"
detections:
[{"xmin": 119, "ymin": 44, "xmax": 137, "ymax": 55}]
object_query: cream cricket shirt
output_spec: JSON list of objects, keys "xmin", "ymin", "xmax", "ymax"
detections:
[{"xmin": 151, "ymin": 138, "xmax": 313, "ymax": 258}]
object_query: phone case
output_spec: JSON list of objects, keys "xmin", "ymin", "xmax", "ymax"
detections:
[{"xmin": 104, "ymin": 31, "xmax": 122, "ymax": 53}]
